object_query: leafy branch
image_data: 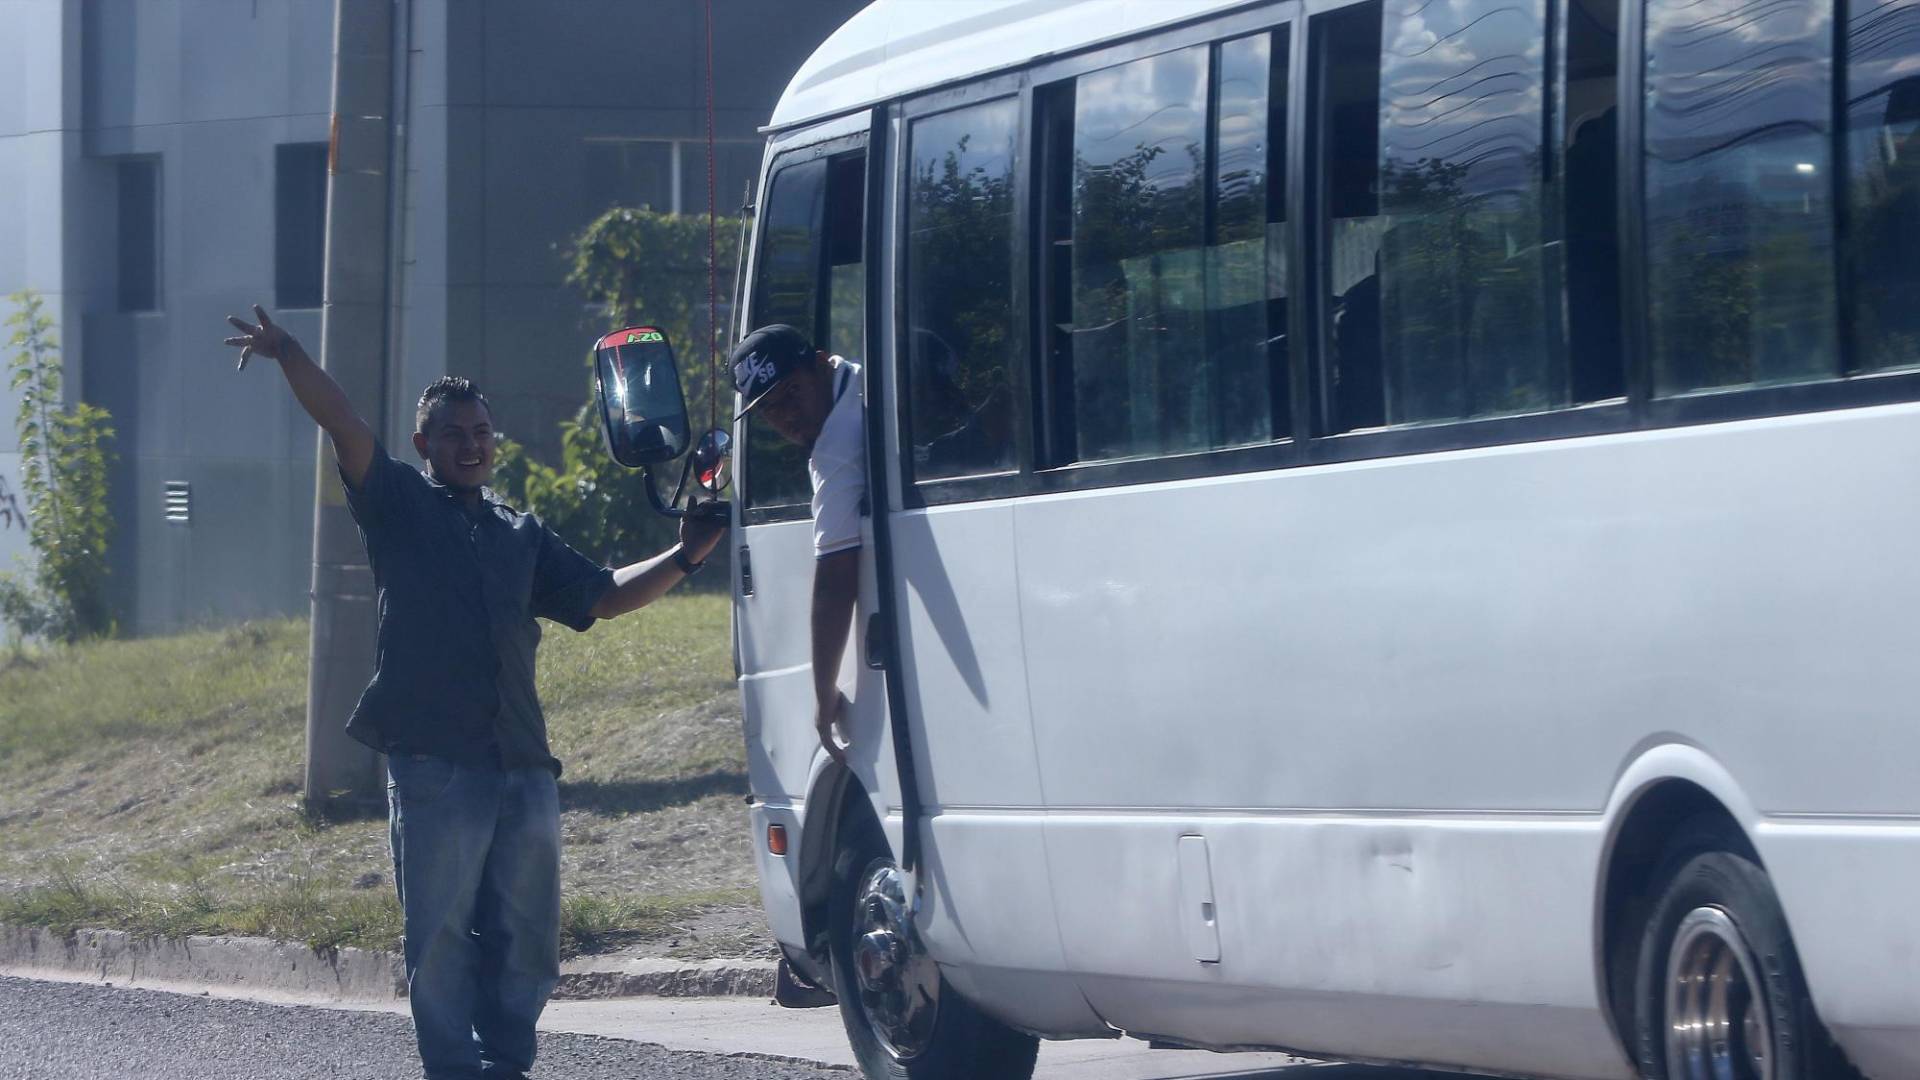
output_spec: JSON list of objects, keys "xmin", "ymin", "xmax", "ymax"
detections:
[{"xmin": 0, "ymin": 291, "xmax": 117, "ymax": 642}]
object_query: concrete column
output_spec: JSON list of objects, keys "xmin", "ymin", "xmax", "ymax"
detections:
[{"xmin": 305, "ymin": 0, "xmax": 395, "ymax": 814}]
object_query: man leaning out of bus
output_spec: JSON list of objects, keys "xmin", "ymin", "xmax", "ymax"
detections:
[{"xmin": 731, "ymin": 324, "xmax": 863, "ymax": 764}]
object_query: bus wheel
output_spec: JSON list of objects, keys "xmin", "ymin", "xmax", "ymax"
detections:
[
  {"xmin": 1629, "ymin": 842, "xmax": 1858, "ymax": 1080},
  {"xmin": 828, "ymin": 818, "xmax": 1038, "ymax": 1080}
]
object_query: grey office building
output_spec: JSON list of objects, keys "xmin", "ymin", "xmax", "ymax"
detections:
[{"xmin": 0, "ymin": 0, "xmax": 862, "ymax": 633}]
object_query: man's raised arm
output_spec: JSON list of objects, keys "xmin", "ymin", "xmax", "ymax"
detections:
[{"xmin": 224, "ymin": 305, "xmax": 377, "ymax": 488}]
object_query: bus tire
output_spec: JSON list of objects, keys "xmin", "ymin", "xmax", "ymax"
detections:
[
  {"xmin": 1628, "ymin": 842, "xmax": 1859, "ymax": 1080},
  {"xmin": 828, "ymin": 814, "xmax": 1039, "ymax": 1080}
]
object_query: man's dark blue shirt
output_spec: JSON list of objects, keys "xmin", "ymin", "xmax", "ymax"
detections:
[{"xmin": 340, "ymin": 443, "xmax": 613, "ymax": 775}]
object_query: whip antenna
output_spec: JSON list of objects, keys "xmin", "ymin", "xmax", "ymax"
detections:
[{"xmin": 703, "ymin": 0, "xmax": 722, "ymax": 433}]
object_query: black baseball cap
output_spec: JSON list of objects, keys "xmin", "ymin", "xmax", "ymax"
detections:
[{"xmin": 731, "ymin": 324, "xmax": 817, "ymax": 420}]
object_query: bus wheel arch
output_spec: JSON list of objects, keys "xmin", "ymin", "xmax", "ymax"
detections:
[
  {"xmin": 797, "ymin": 763, "xmax": 863, "ymax": 966},
  {"xmin": 1596, "ymin": 775, "xmax": 1755, "ymax": 1061}
]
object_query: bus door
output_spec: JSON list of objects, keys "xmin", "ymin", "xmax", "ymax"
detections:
[
  {"xmin": 881, "ymin": 90, "xmax": 1083, "ymax": 1017},
  {"xmin": 733, "ymin": 130, "xmax": 904, "ymax": 854}
]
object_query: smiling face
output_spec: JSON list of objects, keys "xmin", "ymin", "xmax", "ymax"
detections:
[
  {"xmin": 412, "ymin": 398, "xmax": 496, "ymax": 491},
  {"xmin": 755, "ymin": 354, "xmax": 836, "ymax": 449}
]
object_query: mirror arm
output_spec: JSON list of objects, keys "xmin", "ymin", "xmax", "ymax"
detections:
[
  {"xmin": 642, "ymin": 466, "xmax": 685, "ymax": 519},
  {"xmin": 669, "ymin": 446, "xmax": 696, "ymax": 510}
]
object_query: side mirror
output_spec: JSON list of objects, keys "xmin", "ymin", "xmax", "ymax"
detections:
[
  {"xmin": 593, "ymin": 326, "xmax": 690, "ymax": 468},
  {"xmin": 690, "ymin": 428, "xmax": 731, "ymax": 495}
]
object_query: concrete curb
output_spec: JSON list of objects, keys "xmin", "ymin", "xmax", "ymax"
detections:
[
  {"xmin": 0, "ymin": 924, "xmax": 405, "ymax": 1000},
  {"xmin": 554, "ymin": 957, "xmax": 777, "ymax": 999},
  {"xmin": 0, "ymin": 924, "xmax": 776, "ymax": 1002}
]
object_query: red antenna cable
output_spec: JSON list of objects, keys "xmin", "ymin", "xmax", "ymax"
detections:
[{"xmin": 703, "ymin": 0, "xmax": 721, "ymax": 433}]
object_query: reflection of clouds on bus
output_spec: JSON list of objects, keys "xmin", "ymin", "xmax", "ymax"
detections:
[
  {"xmin": 1644, "ymin": 0, "xmax": 1837, "ymax": 392},
  {"xmin": 1355, "ymin": 0, "xmax": 1557, "ymax": 425}
]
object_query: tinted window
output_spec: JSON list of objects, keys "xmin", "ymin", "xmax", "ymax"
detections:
[
  {"xmin": 751, "ymin": 159, "xmax": 826, "ymax": 335},
  {"xmin": 906, "ymin": 99, "xmax": 1020, "ymax": 481},
  {"xmin": 743, "ymin": 152, "xmax": 864, "ymax": 512},
  {"xmin": 1846, "ymin": 0, "xmax": 1920, "ymax": 372},
  {"xmin": 744, "ymin": 159, "xmax": 828, "ymax": 511},
  {"xmin": 1644, "ymin": 0, "xmax": 1838, "ymax": 395},
  {"xmin": 1319, "ymin": 0, "xmax": 1565, "ymax": 431},
  {"xmin": 1319, "ymin": 3, "xmax": 1386, "ymax": 430},
  {"xmin": 1212, "ymin": 32, "xmax": 1290, "ymax": 447},
  {"xmin": 276, "ymin": 143, "xmax": 328, "ymax": 309},
  {"xmin": 1563, "ymin": 0, "xmax": 1624, "ymax": 402},
  {"xmin": 117, "ymin": 158, "xmax": 159, "ymax": 313},
  {"xmin": 825, "ymin": 154, "xmax": 866, "ymax": 365},
  {"xmin": 1040, "ymin": 33, "xmax": 1290, "ymax": 465}
]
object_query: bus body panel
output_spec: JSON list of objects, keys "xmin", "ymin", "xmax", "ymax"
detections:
[
  {"xmin": 1013, "ymin": 406, "xmax": 1920, "ymax": 819},
  {"xmin": 915, "ymin": 812, "xmax": 1108, "ymax": 1035},
  {"xmin": 738, "ymin": 516, "xmax": 894, "ymax": 806},
  {"xmin": 750, "ymin": 801, "xmax": 809, "ymax": 951},
  {"xmin": 1756, "ymin": 823, "xmax": 1920, "ymax": 1077},
  {"xmin": 1005, "ymin": 405, "xmax": 1920, "ymax": 1072},
  {"xmin": 885, "ymin": 504, "xmax": 1078, "ymax": 1009},
  {"xmin": 1041, "ymin": 813, "xmax": 1626, "ymax": 1077}
]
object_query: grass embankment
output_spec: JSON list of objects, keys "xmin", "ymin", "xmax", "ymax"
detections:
[{"xmin": 0, "ymin": 593, "xmax": 767, "ymax": 959}]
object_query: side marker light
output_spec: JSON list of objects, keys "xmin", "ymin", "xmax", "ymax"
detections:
[{"xmin": 768, "ymin": 824, "xmax": 788, "ymax": 856}]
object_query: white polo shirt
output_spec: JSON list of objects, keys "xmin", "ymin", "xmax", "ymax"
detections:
[{"xmin": 809, "ymin": 357, "xmax": 865, "ymax": 558}]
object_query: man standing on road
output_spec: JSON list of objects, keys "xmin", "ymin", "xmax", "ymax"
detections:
[
  {"xmin": 222, "ymin": 305, "xmax": 726, "ymax": 1080},
  {"xmin": 729, "ymin": 324, "xmax": 863, "ymax": 764}
]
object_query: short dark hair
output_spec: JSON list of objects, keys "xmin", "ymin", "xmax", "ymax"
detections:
[{"xmin": 415, "ymin": 376, "xmax": 492, "ymax": 434}]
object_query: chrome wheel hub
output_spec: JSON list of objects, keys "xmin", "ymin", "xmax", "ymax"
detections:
[
  {"xmin": 850, "ymin": 862, "xmax": 939, "ymax": 1059},
  {"xmin": 1666, "ymin": 906, "xmax": 1773, "ymax": 1080}
]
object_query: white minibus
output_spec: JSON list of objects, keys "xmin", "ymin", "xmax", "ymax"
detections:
[{"xmin": 713, "ymin": 1, "xmax": 1920, "ymax": 1077}]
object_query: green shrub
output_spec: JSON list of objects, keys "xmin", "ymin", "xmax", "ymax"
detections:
[{"xmin": 0, "ymin": 290, "xmax": 116, "ymax": 642}]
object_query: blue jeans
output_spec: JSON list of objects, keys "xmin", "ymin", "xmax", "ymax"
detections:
[{"xmin": 387, "ymin": 754, "xmax": 562, "ymax": 1080}]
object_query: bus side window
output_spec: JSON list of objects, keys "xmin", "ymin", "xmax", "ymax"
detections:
[
  {"xmin": 904, "ymin": 98, "xmax": 1021, "ymax": 482},
  {"xmin": 1563, "ymin": 0, "xmax": 1624, "ymax": 403},
  {"xmin": 1845, "ymin": 1, "xmax": 1920, "ymax": 374},
  {"xmin": 1643, "ymin": 0, "xmax": 1839, "ymax": 394},
  {"xmin": 1315, "ymin": 0, "xmax": 1568, "ymax": 432},
  {"xmin": 1036, "ymin": 29, "xmax": 1292, "ymax": 466},
  {"xmin": 743, "ymin": 151, "xmax": 866, "ymax": 513},
  {"xmin": 1316, "ymin": 3, "xmax": 1385, "ymax": 432}
]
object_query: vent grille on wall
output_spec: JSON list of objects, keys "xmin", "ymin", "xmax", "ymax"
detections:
[{"xmin": 164, "ymin": 481, "xmax": 190, "ymax": 524}]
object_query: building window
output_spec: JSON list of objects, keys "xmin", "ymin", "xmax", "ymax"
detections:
[
  {"xmin": 117, "ymin": 158, "xmax": 160, "ymax": 313},
  {"xmin": 276, "ymin": 143, "xmax": 328, "ymax": 309},
  {"xmin": 1643, "ymin": 0, "xmax": 1838, "ymax": 395},
  {"xmin": 582, "ymin": 138, "xmax": 676, "ymax": 214},
  {"xmin": 583, "ymin": 138, "xmax": 764, "ymax": 217},
  {"xmin": 683, "ymin": 141, "xmax": 769, "ymax": 217}
]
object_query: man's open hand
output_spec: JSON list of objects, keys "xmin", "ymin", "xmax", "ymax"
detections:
[
  {"xmin": 816, "ymin": 690, "xmax": 850, "ymax": 764},
  {"xmin": 223, "ymin": 305, "xmax": 295, "ymax": 370}
]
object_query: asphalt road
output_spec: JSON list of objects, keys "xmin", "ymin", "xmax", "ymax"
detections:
[
  {"xmin": 0, "ymin": 977, "xmax": 850, "ymax": 1080},
  {"xmin": 0, "ymin": 975, "xmax": 1488, "ymax": 1080}
]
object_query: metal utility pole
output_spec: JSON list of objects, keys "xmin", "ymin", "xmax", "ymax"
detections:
[{"xmin": 304, "ymin": 0, "xmax": 395, "ymax": 815}]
